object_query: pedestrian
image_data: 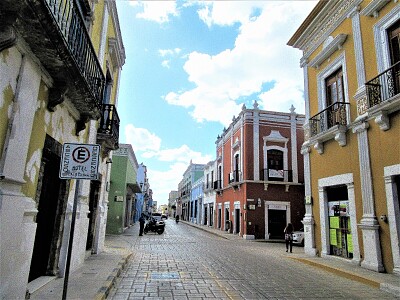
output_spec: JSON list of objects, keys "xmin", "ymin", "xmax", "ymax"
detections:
[
  {"xmin": 139, "ymin": 213, "xmax": 145, "ymax": 236},
  {"xmin": 284, "ymin": 223, "xmax": 294, "ymax": 253}
]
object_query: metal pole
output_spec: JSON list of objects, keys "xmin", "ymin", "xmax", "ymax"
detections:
[{"xmin": 62, "ymin": 179, "xmax": 80, "ymax": 300}]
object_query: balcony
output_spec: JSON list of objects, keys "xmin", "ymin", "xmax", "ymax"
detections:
[
  {"xmin": 309, "ymin": 102, "xmax": 349, "ymax": 136},
  {"xmin": 228, "ymin": 170, "xmax": 241, "ymax": 184},
  {"xmin": 366, "ymin": 62, "xmax": 400, "ymax": 107},
  {"xmin": 97, "ymin": 104, "xmax": 120, "ymax": 152},
  {"xmin": 0, "ymin": 0, "xmax": 105, "ymax": 128},
  {"xmin": 261, "ymin": 169, "xmax": 293, "ymax": 182},
  {"xmin": 213, "ymin": 180, "xmax": 222, "ymax": 190}
]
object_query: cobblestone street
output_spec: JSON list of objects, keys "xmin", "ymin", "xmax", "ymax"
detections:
[{"xmin": 109, "ymin": 220, "xmax": 396, "ymax": 300}]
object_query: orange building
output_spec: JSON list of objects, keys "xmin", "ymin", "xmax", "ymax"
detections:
[
  {"xmin": 214, "ymin": 102, "xmax": 305, "ymax": 240},
  {"xmin": 288, "ymin": 0, "xmax": 399, "ymax": 274}
]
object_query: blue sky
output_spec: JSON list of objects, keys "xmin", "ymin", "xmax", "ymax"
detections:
[{"xmin": 115, "ymin": 1, "xmax": 317, "ymax": 206}]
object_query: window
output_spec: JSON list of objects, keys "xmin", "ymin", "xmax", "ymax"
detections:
[
  {"xmin": 267, "ymin": 150, "xmax": 284, "ymax": 181},
  {"xmin": 388, "ymin": 20, "xmax": 400, "ymax": 93},
  {"xmin": 326, "ymin": 68, "xmax": 344, "ymax": 107},
  {"xmin": 388, "ymin": 19, "xmax": 400, "ymax": 65}
]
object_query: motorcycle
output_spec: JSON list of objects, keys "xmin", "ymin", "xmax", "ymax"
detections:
[
  {"xmin": 143, "ymin": 217, "xmax": 165, "ymax": 234},
  {"xmin": 175, "ymin": 215, "xmax": 179, "ymax": 224}
]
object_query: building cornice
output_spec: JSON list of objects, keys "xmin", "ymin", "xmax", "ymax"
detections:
[{"xmin": 288, "ymin": 0, "xmax": 362, "ymax": 59}]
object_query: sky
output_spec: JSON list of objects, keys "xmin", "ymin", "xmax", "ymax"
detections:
[{"xmin": 115, "ymin": 0, "xmax": 318, "ymax": 206}]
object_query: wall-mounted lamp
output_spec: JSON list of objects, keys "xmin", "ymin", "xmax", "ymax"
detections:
[{"xmin": 106, "ymin": 158, "xmax": 113, "ymax": 164}]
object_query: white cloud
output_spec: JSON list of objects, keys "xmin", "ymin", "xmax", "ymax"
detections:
[
  {"xmin": 159, "ymin": 48, "xmax": 181, "ymax": 57},
  {"xmin": 161, "ymin": 60, "xmax": 170, "ymax": 68},
  {"xmin": 125, "ymin": 124, "xmax": 161, "ymax": 152},
  {"xmin": 164, "ymin": 1, "xmax": 317, "ymax": 126},
  {"xmin": 124, "ymin": 124, "xmax": 212, "ymax": 203},
  {"xmin": 146, "ymin": 162, "xmax": 188, "ymax": 203},
  {"xmin": 131, "ymin": 1, "xmax": 179, "ymax": 23},
  {"xmin": 197, "ymin": 1, "xmax": 264, "ymax": 27}
]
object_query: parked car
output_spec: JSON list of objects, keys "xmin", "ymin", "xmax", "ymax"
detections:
[
  {"xmin": 292, "ymin": 228, "xmax": 304, "ymax": 246},
  {"xmin": 151, "ymin": 213, "xmax": 162, "ymax": 221}
]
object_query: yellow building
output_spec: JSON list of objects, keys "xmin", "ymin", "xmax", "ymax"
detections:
[
  {"xmin": 0, "ymin": 0, "xmax": 125, "ymax": 297},
  {"xmin": 288, "ymin": 0, "xmax": 399, "ymax": 274}
]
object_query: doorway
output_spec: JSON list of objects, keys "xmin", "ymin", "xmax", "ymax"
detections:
[
  {"xmin": 29, "ymin": 136, "xmax": 68, "ymax": 282},
  {"xmin": 235, "ymin": 208, "xmax": 240, "ymax": 234},
  {"xmin": 268, "ymin": 209, "xmax": 286, "ymax": 239},
  {"xmin": 86, "ymin": 180, "xmax": 100, "ymax": 252}
]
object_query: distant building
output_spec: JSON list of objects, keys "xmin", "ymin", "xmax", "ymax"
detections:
[
  {"xmin": 168, "ymin": 190, "xmax": 179, "ymax": 217},
  {"xmin": 203, "ymin": 160, "xmax": 217, "ymax": 226},
  {"xmin": 106, "ymin": 144, "xmax": 141, "ymax": 234},
  {"xmin": 178, "ymin": 162, "xmax": 205, "ymax": 221},
  {"xmin": 214, "ymin": 102, "xmax": 305, "ymax": 239},
  {"xmin": 191, "ymin": 176, "xmax": 204, "ymax": 224}
]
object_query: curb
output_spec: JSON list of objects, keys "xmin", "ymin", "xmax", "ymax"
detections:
[
  {"xmin": 290, "ymin": 257, "xmax": 380, "ymax": 288},
  {"xmin": 94, "ymin": 252, "xmax": 133, "ymax": 300}
]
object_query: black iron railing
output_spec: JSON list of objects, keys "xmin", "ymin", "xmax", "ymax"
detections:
[
  {"xmin": 98, "ymin": 104, "xmax": 120, "ymax": 142},
  {"xmin": 44, "ymin": 0, "xmax": 105, "ymax": 105},
  {"xmin": 228, "ymin": 170, "xmax": 241, "ymax": 183},
  {"xmin": 309, "ymin": 102, "xmax": 349, "ymax": 136},
  {"xmin": 261, "ymin": 169, "xmax": 293, "ymax": 182},
  {"xmin": 366, "ymin": 61, "xmax": 400, "ymax": 109},
  {"xmin": 213, "ymin": 180, "xmax": 222, "ymax": 190}
]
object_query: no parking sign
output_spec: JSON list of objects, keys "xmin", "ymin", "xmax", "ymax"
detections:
[{"xmin": 59, "ymin": 143, "xmax": 100, "ymax": 180}]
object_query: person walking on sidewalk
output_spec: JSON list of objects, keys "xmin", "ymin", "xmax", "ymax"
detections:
[
  {"xmin": 284, "ymin": 223, "xmax": 294, "ymax": 253},
  {"xmin": 139, "ymin": 213, "xmax": 145, "ymax": 236}
]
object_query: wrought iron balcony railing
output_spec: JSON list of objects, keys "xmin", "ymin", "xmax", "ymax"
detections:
[
  {"xmin": 309, "ymin": 102, "xmax": 350, "ymax": 136},
  {"xmin": 213, "ymin": 180, "xmax": 222, "ymax": 190},
  {"xmin": 45, "ymin": 0, "xmax": 105, "ymax": 104},
  {"xmin": 228, "ymin": 170, "xmax": 241, "ymax": 184},
  {"xmin": 260, "ymin": 169, "xmax": 293, "ymax": 182},
  {"xmin": 366, "ymin": 61, "xmax": 400, "ymax": 109},
  {"xmin": 97, "ymin": 104, "xmax": 120, "ymax": 151},
  {"xmin": 0, "ymin": 0, "xmax": 105, "ymax": 121}
]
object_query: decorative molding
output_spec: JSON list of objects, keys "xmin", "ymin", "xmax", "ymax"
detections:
[
  {"xmin": 309, "ymin": 34, "xmax": 347, "ymax": 69},
  {"xmin": 0, "ymin": 25, "xmax": 17, "ymax": 52},
  {"xmin": 334, "ymin": 129, "xmax": 347, "ymax": 147},
  {"xmin": 302, "ymin": 0, "xmax": 360, "ymax": 56},
  {"xmin": 47, "ymin": 84, "xmax": 68, "ymax": 112},
  {"xmin": 310, "ymin": 125, "xmax": 348, "ymax": 154},
  {"xmin": 349, "ymin": 8, "xmax": 366, "ymax": 87},
  {"xmin": 374, "ymin": 112, "xmax": 390, "ymax": 131},
  {"xmin": 108, "ymin": 37, "xmax": 124, "ymax": 70},
  {"xmin": 314, "ymin": 141, "xmax": 324, "ymax": 154},
  {"xmin": 360, "ymin": 0, "xmax": 390, "ymax": 18}
]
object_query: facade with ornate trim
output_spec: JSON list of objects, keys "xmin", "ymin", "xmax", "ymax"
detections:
[
  {"xmin": 213, "ymin": 102, "xmax": 305, "ymax": 240},
  {"xmin": 0, "ymin": 0, "xmax": 125, "ymax": 297},
  {"xmin": 288, "ymin": 0, "xmax": 400, "ymax": 274}
]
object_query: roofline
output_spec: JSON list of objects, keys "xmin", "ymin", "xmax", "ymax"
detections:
[{"xmin": 287, "ymin": 0, "xmax": 328, "ymax": 47}]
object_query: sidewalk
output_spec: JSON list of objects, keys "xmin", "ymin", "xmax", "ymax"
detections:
[
  {"xmin": 29, "ymin": 221, "xmax": 399, "ymax": 299},
  {"xmin": 182, "ymin": 220, "xmax": 400, "ymax": 297},
  {"xmin": 29, "ymin": 226, "xmax": 137, "ymax": 300}
]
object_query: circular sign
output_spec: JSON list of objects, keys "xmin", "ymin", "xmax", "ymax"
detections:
[{"xmin": 72, "ymin": 147, "xmax": 90, "ymax": 163}]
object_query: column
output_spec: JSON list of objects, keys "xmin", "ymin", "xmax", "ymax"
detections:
[
  {"xmin": 352, "ymin": 122, "xmax": 384, "ymax": 272},
  {"xmin": 253, "ymin": 101, "xmax": 260, "ymax": 180},
  {"xmin": 301, "ymin": 145, "xmax": 317, "ymax": 256}
]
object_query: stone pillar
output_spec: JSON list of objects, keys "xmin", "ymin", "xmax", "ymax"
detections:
[
  {"xmin": 290, "ymin": 105, "xmax": 298, "ymax": 183},
  {"xmin": 352, "ymin": 122, "xmax": 384, "ymax": 272},
  {"xmin": 301, "ymin": 144, "xmax": 317, "ymax": 256},
  {"xmin": 253, "ymin": 101, "xmax": 260, "ymax": 180},
  {"xmin": 0, "ymin": 55, "xmax": 40, "ymax": 299}
]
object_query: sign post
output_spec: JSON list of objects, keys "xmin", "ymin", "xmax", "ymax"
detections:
[{"xmin": 59, "ymin": 143, "xmax": 100, "ymax": 300}]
